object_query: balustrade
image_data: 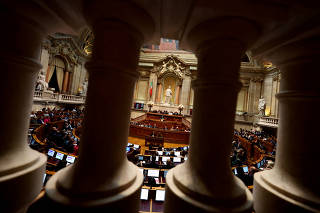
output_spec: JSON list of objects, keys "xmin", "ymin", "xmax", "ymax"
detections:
[
  {"xmin": 258, "ymin": 117, "xmax": 279, "ymax": 127},
  {"xmin": 33, "ymin": 91, "xmax": 86, "ymax": 104}
]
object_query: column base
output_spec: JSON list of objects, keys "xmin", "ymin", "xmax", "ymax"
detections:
[
  {"xmin": 0, "ymin": 150, "xmax": 47, "ymax": 213},
  {"xmin": 44, "ymin": 162, "xmax": 143, "ymax": 212},
  {"xmin": 253, "ymin": 170, "xmax": 320, "ymax": 213},
  {"xmin": 164, "ymin": 165, "xmax": 253, "ymax": 213}
]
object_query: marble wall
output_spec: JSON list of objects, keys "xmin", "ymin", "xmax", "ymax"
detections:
[
  {"xmin": 136, "ymin": 79, "xmax": 148, "ymax": 101},
  {"xmin": 236, "ymin": 87, "xmax": 248, "ymax": 112}
]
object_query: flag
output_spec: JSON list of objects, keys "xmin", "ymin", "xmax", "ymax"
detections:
[{"xmin": 149, "ymin": 81, "xmax": 153, "ymax": 98}]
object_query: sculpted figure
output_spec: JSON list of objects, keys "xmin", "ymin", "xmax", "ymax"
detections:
[
  {"xmin": 35, "ymin": 71, "xmax": 48, "ymax": 91},
  {"xmin": 164, "ymin": 85, "xmax": 172, "ymax": 104},
  {"xmin": 258, "ymin": 97, "xmax": 266, "ymax": 116},
  {"xmin": 78, "ymin": 79, "xmax": 88, "ymax": 96},
  {"xmin": 160, "ymin": 61, "xmax": 167, "ymax": 75}
]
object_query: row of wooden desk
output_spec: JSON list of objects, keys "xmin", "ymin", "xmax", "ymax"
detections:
[{"xmin": 130, "ymin": 125, "xmax": 190, "ymax": 144}]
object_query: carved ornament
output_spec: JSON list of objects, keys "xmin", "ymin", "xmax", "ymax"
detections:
[
  {"xmin": 48, "ymin": 39, "xmax": 79, "ymax": 66},
  {"xmin": 250, "ymin": 77, "xmax": 264, "ymax": 83},
  {"xmin": 155, "ymin": 55, "xmax": 188, "ymax": 79}
]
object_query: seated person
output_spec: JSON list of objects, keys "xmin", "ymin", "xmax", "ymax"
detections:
[
  {"xmin": 136, "ymin": 161, "xmax": 144, "ymax": 167},
  {"xmin": 147, "ymin": 176, "xmax": 157, "ymax": 187},
  {"xmin": 163, "ymin": 159, "xmax": 174, "ymax": 169}
]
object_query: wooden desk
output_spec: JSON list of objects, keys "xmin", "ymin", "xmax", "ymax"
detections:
[
  {"xmin": 145, "ymin": 135, "xmax": 164, "ymax": 147},
  {"xmin": 130, "ymin": 125, "xmax": 190, "ymax": 144}
]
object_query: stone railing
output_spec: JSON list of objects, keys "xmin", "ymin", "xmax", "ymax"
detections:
[
  {"xmin": 33, "ymin": 91, "xmax": 86, "ymax": 104},
  {"xmin": 257, "ymin": 116, "xmax": 279, "ymax": 127}
]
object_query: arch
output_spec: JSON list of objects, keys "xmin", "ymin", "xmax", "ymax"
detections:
[{"xmin": 241, "ymin": 53, "xmax": 250, "ymax": 62}]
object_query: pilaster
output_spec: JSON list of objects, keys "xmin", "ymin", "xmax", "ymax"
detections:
[
  {"xmin": 180, "ymin": 74, "xmax": 191, "ymax": 114},
  {"xmin": 148, "ymin": 71, "xmax": 158, "ymax": 102}
]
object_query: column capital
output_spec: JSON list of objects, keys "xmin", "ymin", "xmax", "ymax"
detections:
[
  {"xmin": 261, "ymin": 37, "xmax": 320, "ymax": 67},
  {"xmin": 186, "ymin": 17, "xmax": 260, "ymax": 54},
  {"xmin": 1, "ymin": 13, "xmax": 46, "ymax": 59},
  {"xmin": 250, "ymin": 77, "xmax": 264, "ymax": 83},
  {"xmin": 84, "ymin": 0, "xmax": 154, "ymax": 42},
  {"xmin": 85, "ymin": 21, "xmax": 144, "ymax": 82},
  {"xmin": 265, "ymin": 37, "xmax": 320, "ymax": 92}
]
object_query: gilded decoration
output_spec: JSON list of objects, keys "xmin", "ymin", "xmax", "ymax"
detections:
[
  {"xmin": 48, "ymin": 39, "xmax": 79, "ymax": 68},
  {"xmin": 155, "ymin": 55, "xmax": 187, "ymax": 79},
  {"xmin": 45, "ymin": 35, "xmax": 89, "ymax": 72}
]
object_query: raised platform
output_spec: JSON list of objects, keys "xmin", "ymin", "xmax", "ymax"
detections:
[{"xmin": 130, "ymin": 112, "xmax": 191, "ymax": 144}]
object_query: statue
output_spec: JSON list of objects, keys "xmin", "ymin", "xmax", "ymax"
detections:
[
  {"xmin": 35, "ymin": 71, "xmax": 48, "ymax": 91},
  {"xmin": 164, "ymin": 85, "xmax": 172, "ymax": 105},
  {"xmin": 78, "ymin": 79, "xmax": 88, "ymax": 96},
  {"xmin": 159, "ymin": 61, "xmax": 167, "ymax": 75},
  {"xmin": 258, "ymin": 97, "xmax": 266, "ymax": 116},
  {"xmin": 158, "ymin": 55, "xmax": 184, "ymax": 79}
]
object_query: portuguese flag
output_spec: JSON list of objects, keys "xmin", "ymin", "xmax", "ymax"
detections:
[{"xmin": 149, "ymin": 81, "xmax": 153, "ymax": 98}]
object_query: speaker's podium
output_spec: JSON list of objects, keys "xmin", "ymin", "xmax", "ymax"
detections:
[{"xmin": 145, "ymin": 135, "xmax": 164, "ymax": 147}]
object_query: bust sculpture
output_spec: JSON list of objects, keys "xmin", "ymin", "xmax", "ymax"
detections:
[{"xmin": 258, "ymin": 97, "xmax": 266, "ymax": 116}]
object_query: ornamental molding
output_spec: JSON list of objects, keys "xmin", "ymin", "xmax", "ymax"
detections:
[
  {"xmin": 250, "ymin": 77, "xmax": 264, "ymax": 82},
  {"xmin": 239, "ymin": 78, "xmax": 250, "ymax": 87},
  {"xmin": 240, "ymin": 66, "xmax": 266, "ymax": 74},
  {"xmin": 48, "ymin": 39, "xmax": 79, "ymax": 67},
  {"xmin": 272, "ymin": 71, "xmax": 281, "ymax": 81},
  {"xmin": 44, "ymin": 35, "xmax": 89, "ymax": 69},
  {"xmin": 154, "ymin": 55, "xmax": 190, "ymax": 79},
  {"xmin": 139, "ymin": 68, "xmax": 151, "ymax": 77}
]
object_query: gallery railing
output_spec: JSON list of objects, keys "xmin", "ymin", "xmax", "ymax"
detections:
[
  {"xmin": 33, "ymin": 91, "xmax": 86, "ymax": 104},
  {"xmin": 257, "ymin": 116, "xmax": 279, "ymax": 127}
]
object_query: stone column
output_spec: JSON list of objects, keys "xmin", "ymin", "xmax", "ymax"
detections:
[
  {"xmin": 254, "ymin": 38, "xmax": 320, "ymax": 212},
  {"xmin": 62, "ymin": 71, "xmax": 70, "ymax": 93},
  {"xmin": 275, "ymin": 76, "xmax": 281, "ymax": 118},
  {"xmin": 247, "ymin": 78, "xmax": 255, "ymax": 114},
  {"xmin": 148, "ymin": 71, "xmax": 158, "ymax": 102},
  {"xmin": 179, "ymin": 74, "xmax": 191, "ymax": 113},
  {"xmin": 270, "ymin": 74, "xmax": 278, "ymax": 117},
  {"xmin": 164, "ymin": 18, "xmax": 259, "ymax": 212},
  {"xmin": 156, "ymin": 83, "xmax": 162, "ymax": 103},
  {"xmin": 273, "ymin": 73, "xmax": 281, "ymax": 119},
  {"xmin": 263, "ymin": 75, "xmax": 273, "ymax": 116},
  {"xmin": 0, "ymin": 16, "xmax": 47, "ymax": 213},
  {"xmin": 40, "ymin": 47, "xmax": 50, "ymax": 77},
  {"xmin": 248, "ymin": 78, "xmax": 263, "ymax": 115},
  {"xmin": 174, "ymin": 85, "xmax": 180, "ymax": 105},
  {"xmin": 45, "ymin": 6, "xmax": 154, "ymax": 211}
]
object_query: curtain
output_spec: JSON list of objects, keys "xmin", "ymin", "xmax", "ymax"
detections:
[
  {"xmin": 51, "ymin": 57, "xmax": 66, "ymax": 92},
  {"xmin": 56, "ymin": 67, "xmax": 64, "ymax": 92},
  {"xmin": 46, "ymin": 64, "xmax": 55, "ymax": 82}
]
